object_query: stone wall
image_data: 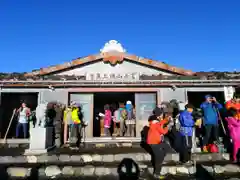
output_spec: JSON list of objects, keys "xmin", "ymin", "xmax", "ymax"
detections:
[{"xmin": 0, "ymin": 153, "xmax": 238, "ymax": 179}]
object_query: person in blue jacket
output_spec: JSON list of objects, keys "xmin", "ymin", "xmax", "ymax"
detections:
[
  {"xmin": 179, "ymin": 104, "xmax": 195, "ymax": 163},
  {"xmin": 200, "ymin": 95, "xmax": 223, "ymax": 152}
]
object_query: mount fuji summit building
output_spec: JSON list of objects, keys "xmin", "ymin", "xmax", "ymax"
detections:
[{"xmin": 0, "ymin": 40, "xmax": 239, "ymax": 140}]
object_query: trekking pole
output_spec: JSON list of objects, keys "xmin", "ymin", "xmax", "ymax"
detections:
[
  {"xmin": 3, "ymin": 109, "xmax": 16, "ymax": 143},
  {"xmin": 217, "ymin": 109, "xmax": 226, "ymax": 135}
]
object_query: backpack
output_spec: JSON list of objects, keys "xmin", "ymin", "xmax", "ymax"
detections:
[
  {"xmin": 140, "ymin": 126, "xmax": 149, "ymax": 146},
  {"xmin": 209, "ymin": 144, "xmax": 219, "ymax": 153},
  {"xmin": 119, "ymin": 108, "xmax": 127, "ymax": 120}
]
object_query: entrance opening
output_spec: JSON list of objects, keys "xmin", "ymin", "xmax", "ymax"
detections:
[
  {"xmin": 187, "ymin": 91, "xmax": 225, "ymax": 108},
  {"xmin": 93, "ymin": 92, "xmax": 135, "ymax": 137},
  {"xmin": 187, "ymin": 91, "xmax": 225, "ymax": 138},
  {"xmin": 0, "ymin": 93, "xmax": 38, "ymax": 138}
]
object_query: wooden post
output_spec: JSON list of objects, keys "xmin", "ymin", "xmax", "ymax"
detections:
[{"xmin": 3, "ymin": 109, "xmax": 16, "ymax": 143}]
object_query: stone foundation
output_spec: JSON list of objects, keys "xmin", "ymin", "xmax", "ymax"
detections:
[{"xmin": 4, "ymin": 164, "xmax": 240, "ymax": 178}]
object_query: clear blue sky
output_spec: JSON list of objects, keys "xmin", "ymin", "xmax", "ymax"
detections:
[{"xmin": 0, "ymin": 0, "xmax": 239, "ymax": 73}]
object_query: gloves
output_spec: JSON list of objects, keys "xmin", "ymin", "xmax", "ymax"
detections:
[{"xmin": 195, "ymin": 118, "xmax": 202, "ymax": 128}]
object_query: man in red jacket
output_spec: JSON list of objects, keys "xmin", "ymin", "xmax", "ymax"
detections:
[{"xmin": 147, "ymin": 107, "xmax": 170, "ymax": 178}]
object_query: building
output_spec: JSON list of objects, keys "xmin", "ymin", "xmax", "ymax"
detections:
[{"xmin": 0, "ymin": 40, "xmax": 239, "ymax": 140}]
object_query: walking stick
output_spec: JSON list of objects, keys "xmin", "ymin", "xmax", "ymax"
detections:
[
  {"xmin": 3, "ymin": 109, "xmax": 16, "ymax": 143},
  {"xmin": 217, "ymin": 109, "xmax": 226, "ymax": 135}
]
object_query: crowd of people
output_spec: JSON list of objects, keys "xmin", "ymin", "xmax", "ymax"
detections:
[
  {"xmin": 145, "ymin": 93, "xmax": 240, "ymax": 178},
  {"xmin": 13, "ymin": 100, "xmax": 136, "ymax": 148},
  {"xmin": 10, "ymin": 92, "xmax": 240, "ymax": 178},
  {"xmin": 99, "ymin": 101, "xmax": 136, "ymax": 137},
  {"xmin": 13, "ymin": 101, "xmax": 85, "ymax": 148}
]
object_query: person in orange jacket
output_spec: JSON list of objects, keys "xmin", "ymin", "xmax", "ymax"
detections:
[
  {"xmin": 226, "ymin": 94, "xmax": 240, "ymax": 120},
  {"xmin": 147, "ymin": 107, "xmax": 171, "ymax": 178}
]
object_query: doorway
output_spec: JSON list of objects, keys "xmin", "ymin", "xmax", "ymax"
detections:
[
  {"xmin": 93, "ymin": 92, "xmax": 135, "ymax": 137},
  {"xmin": 0, "ymin": 92, "xmax": 38, "ymax": 138},
  {"xmin": 187, "ymin": 91, "xmax": 225, "ymax": 108}
]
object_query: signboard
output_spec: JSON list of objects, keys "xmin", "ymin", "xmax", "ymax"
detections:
[
  {"xmin": 87, "ymin": 73, "xmax": 139, "ymax": 80},
  {"xmin": 224, "ymin": 86, "xmax": 235, "ymax": 101}
]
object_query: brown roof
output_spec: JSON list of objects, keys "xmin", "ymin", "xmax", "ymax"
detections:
[{"xmin": 24, "ymin": 53, "xmax": 195, "ymax": 76}]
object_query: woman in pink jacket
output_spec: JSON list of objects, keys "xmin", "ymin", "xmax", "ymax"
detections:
[
  {"xmin": 225, "ymin": 108, "xmax": 240, "ymax": 162},
  {"xmin": 104, "ymin": 104, "xmax": 112, "ymax": 136}
]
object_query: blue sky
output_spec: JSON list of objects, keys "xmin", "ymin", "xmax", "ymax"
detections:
[{"xmin": 0, "ymin": 0, "xmax": 239, "ymax": 73}]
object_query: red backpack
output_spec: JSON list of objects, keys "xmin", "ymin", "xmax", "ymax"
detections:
[{"xmin": 209, "ymin": 144, "xmax": 219, "ymax": 153}]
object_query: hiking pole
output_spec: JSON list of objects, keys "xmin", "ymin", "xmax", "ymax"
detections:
[
  {"xmin": 217, "ymin": 109, "xmax": 226, "ymax": 135},
  {"xmin": 3, "ymin": 108, "xmax": 16, "ymax": 143}
]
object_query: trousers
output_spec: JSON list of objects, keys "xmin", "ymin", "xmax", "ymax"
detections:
[
  {"xmin": 202, "ymin": 124, "xmax": 219, "ymax": 146},
  {"xmin": 16, "ymin": 123, "xmax": 28, "ymax": 138},
  {"xmin": 233, "ymin": 139, "xmax": 240, "ymax": 161},
  {"xmin": 179, "ymin": 136, "xmax": 192, "ymax": 163},
  {"xmin": 150, "ymin": 143, "xmax": 169, "ymax": 175}
]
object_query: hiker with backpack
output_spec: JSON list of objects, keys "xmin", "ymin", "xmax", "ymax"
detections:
[
  {"xmin": 118, "ymin": 103, "xmax": 127, "ymax": 136},
  {"xmin": 147, "ymin": 107, "xmax": 171, "ymax": 178}
]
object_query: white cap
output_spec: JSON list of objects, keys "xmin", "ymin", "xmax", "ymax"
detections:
[{"xmin": 126, "ymin": 101, "xmax": 132, "ymax": 104}]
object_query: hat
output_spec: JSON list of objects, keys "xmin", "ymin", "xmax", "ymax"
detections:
[
  {"xmin": 152, "ymin": 107, "xmax": 163, "ymax": 117},
  {"xmin": 126, "ymin": 101, "xmax": 132, "ymax": 104},
  {"xmin": 205, "ymin": 95, "xmax": 212, "ymax": 99}
]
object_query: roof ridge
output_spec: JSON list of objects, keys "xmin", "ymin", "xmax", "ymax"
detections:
[{"xmin": 24, "ymin": 53, "xmax": 195, "ymax": 77}]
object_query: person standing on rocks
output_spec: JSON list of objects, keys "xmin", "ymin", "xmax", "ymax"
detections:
[
  {"xmin": 147, "ymin": 107, "xmax": 170, "ymax": 178},
  {"xmin": 201, "ymin": 95, "xmax": 223, "ymax": 152}
]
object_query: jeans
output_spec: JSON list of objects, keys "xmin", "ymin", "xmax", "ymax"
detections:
[
  {"xmin": 202, "ymin": 124, "xmax": 219, "ymax": 146},
  {"xmin": 16, "ymin": 123, "xmax": 28, "ymax": 138},
  {"xmin": 150, "ymin": 143, "xmax": 169, "ymax": 175}
]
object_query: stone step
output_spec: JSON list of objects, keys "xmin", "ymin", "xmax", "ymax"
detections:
[
  {"xmin": 3, "ymin": 164, "xmax": 240, "ymax": 179},
  {"xmin": 0, "ymin": 153, "xmax": 230, "ymax": 165}
]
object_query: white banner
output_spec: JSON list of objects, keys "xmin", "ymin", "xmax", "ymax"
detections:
[{"xmin": 224, "ymin": 86, "xmax": 235, "ymax": 101}]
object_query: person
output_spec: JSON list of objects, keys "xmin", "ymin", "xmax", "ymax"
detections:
[
  {"xmin": 179, "ymin": 104, "xmax": 199, "ymax": 162},
  {"xmin": 53, "ymin": 103, "xmax": 64, "ymax": 148},
  {"xmin": 70, "ymin": 103, "xmax": 82, "ymax": 148},
  {"xmin": 225, "ymin": 108, "xmax": 240, "ymax": 162},
  {"xmin": 16, "ymin": 102, "xmax": 31, "ymax": 138},
  {"xmin": 119, "ymin": 103, "xmax": 127, "ymax": 136},
  {"xmin": 104, "ymin": 104, "xmax": 112, "ymax": 136},
  {"xmin": 226, "ymin": 93, "xmax": 240, "ymax": 120},
  {"xmin": 201, "ymin": 95, "xmax": 223, "ymax": 152},
  {"xmin": 113, "ymin": 105, "xmax": 121, "ymax": 136},
  {"xmin": 147, "ymin": 107, "xmax": 170, "ymax": 178},
  {"xmin": 125, "ymin": 101, "xmax": 135, "ymax": 136},
  {"xmin": 63, "ymin": 105, "xmax": 72, "ymax": 146}
]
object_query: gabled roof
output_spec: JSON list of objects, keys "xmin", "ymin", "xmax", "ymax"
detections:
[{"xmin": 24, "ymin": 40, "xmax": 195, "ymax": 77}]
